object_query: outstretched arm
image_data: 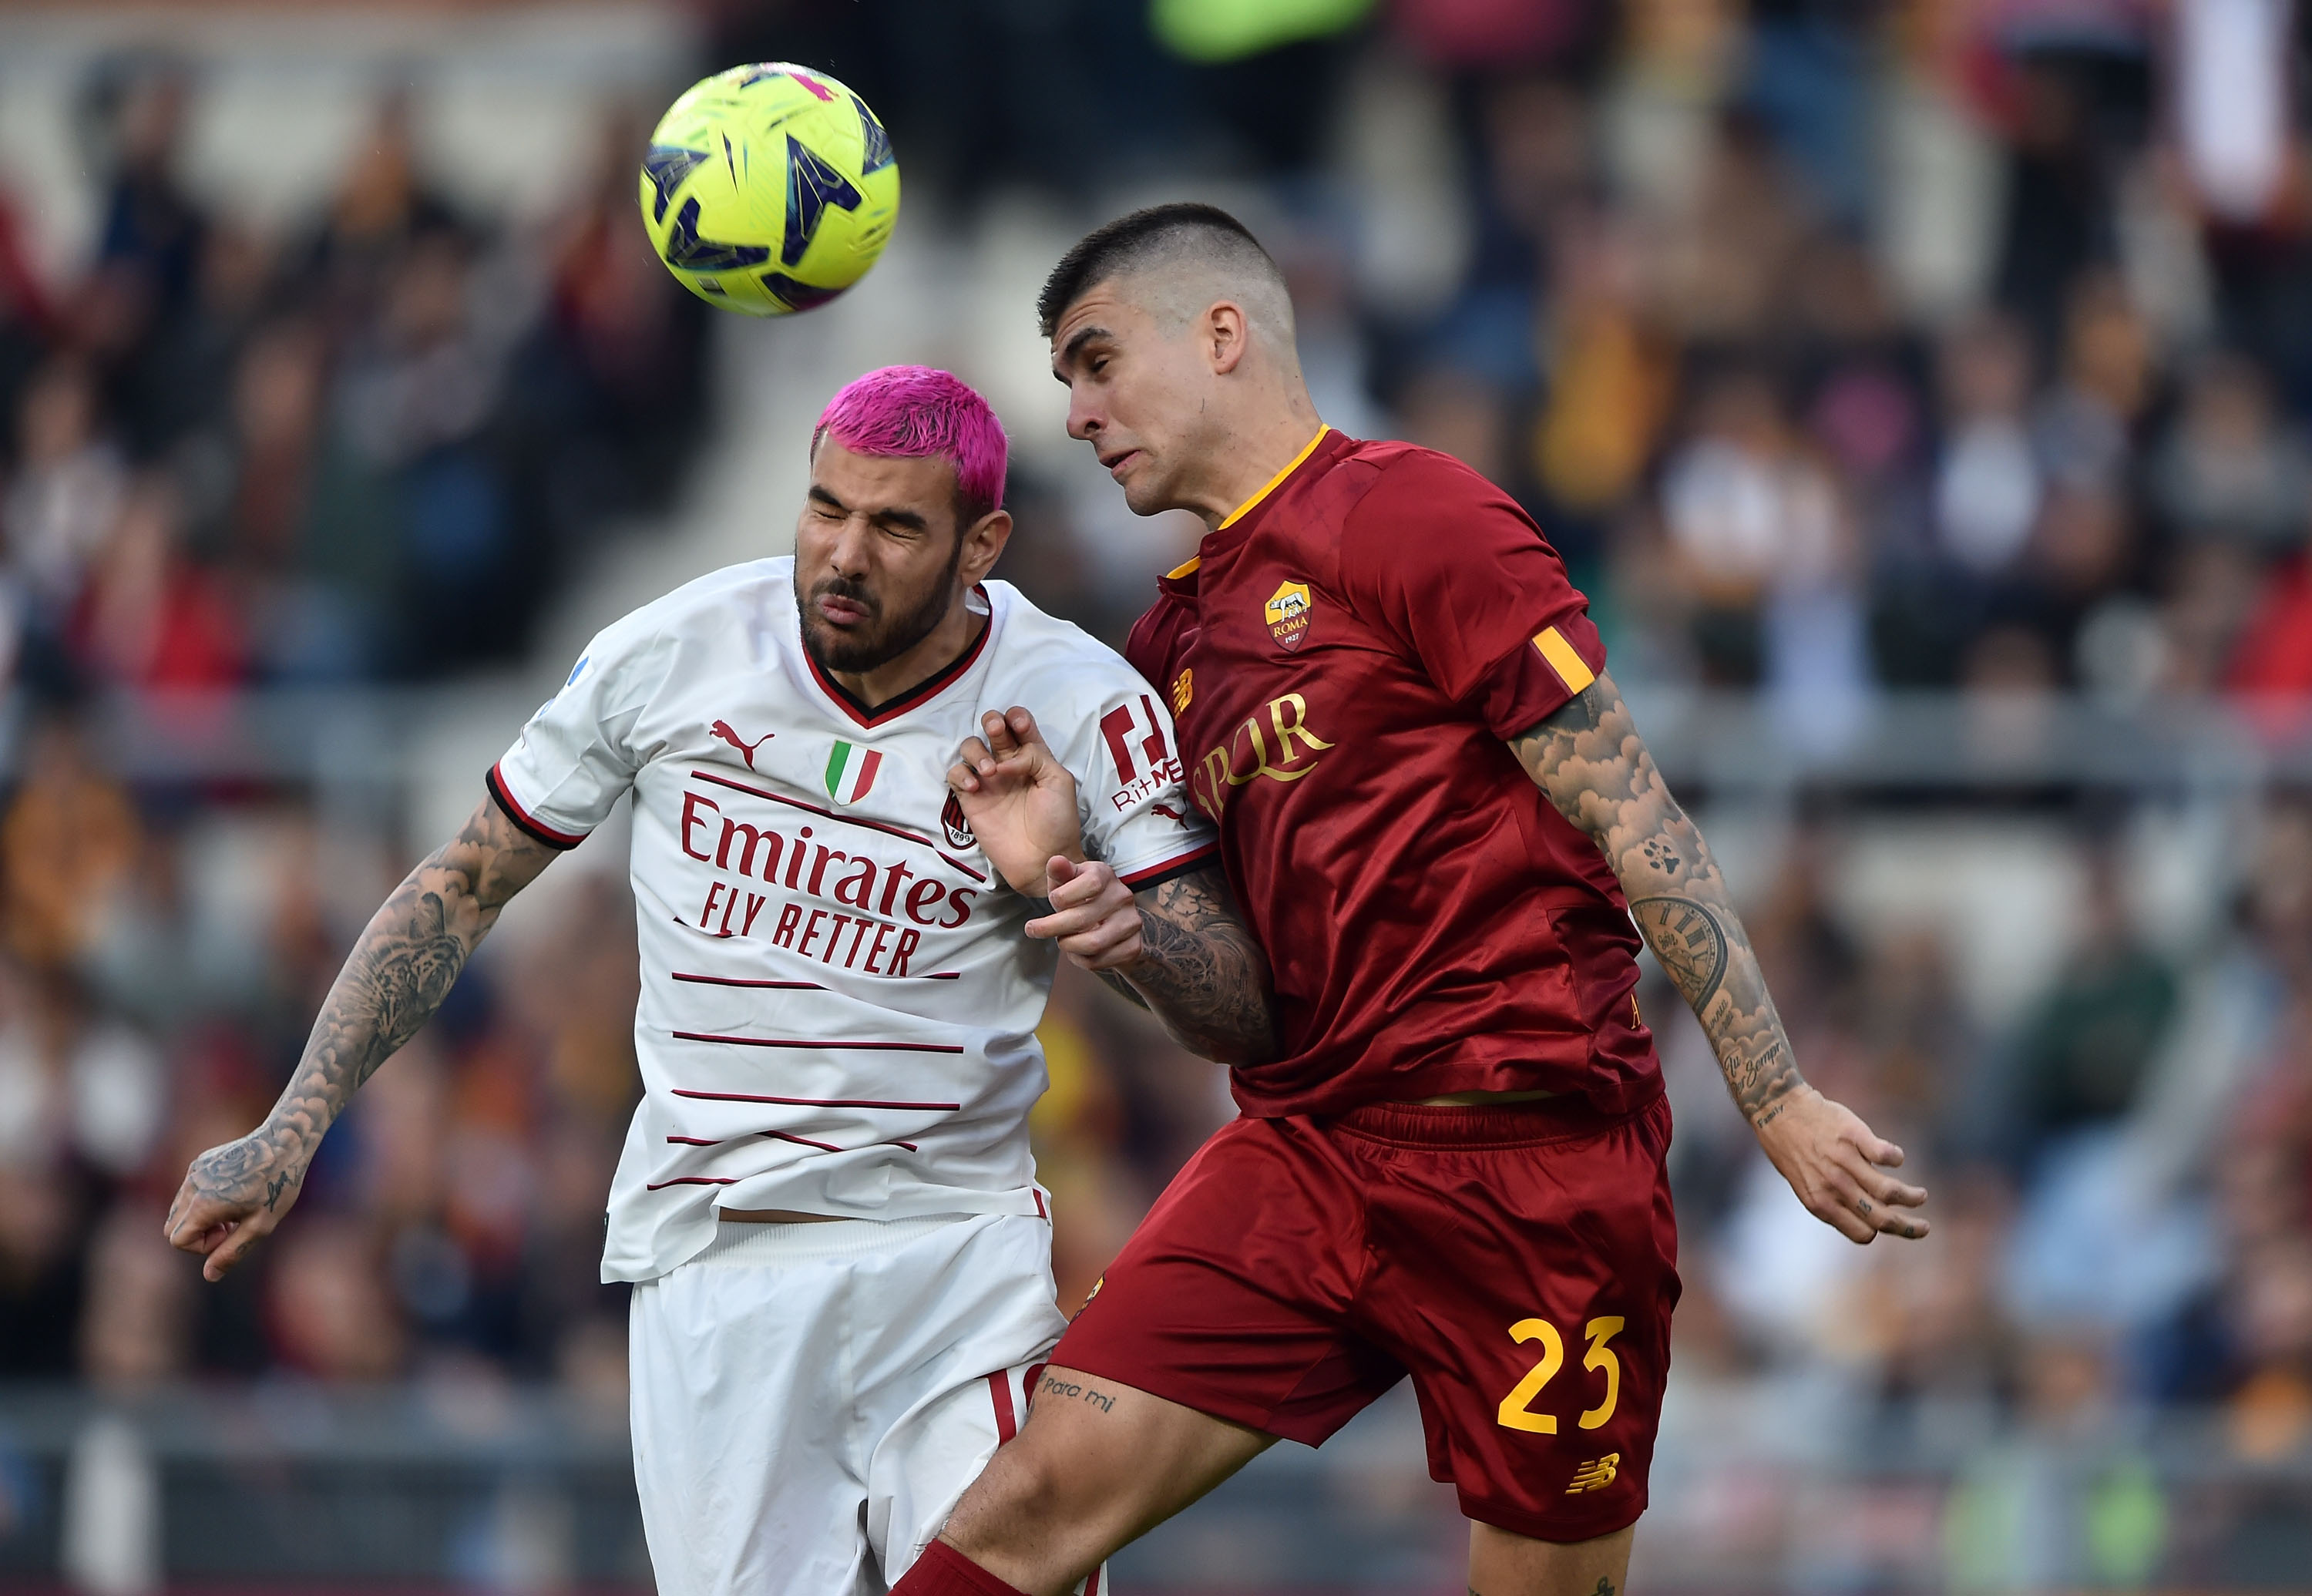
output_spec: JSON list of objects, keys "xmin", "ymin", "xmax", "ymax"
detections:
[
  {"xmin": 1506, "ymin": 670, "xmax": 1928, "ymax": 1243},
  {"xmin": 164, "ymin": 797, "xmax": 560, "ymax": 1278}
]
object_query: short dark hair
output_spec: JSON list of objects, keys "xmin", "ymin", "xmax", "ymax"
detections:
[{"xmin": 1037, "ymin": 202, "xmax": 1279, "ymax": 339}]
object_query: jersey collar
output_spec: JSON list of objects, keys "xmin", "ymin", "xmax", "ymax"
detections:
[
  {"xmin": 1219, "ymin": 425, "xmax": 1331, "ymax": 530},
  {"xmin": 802, "ymin": 586, "xmax": 994, "ymax": 730},
  {"xmin": 1164, "ymin": 426, "xmax": 1343, "ymax": 599}
]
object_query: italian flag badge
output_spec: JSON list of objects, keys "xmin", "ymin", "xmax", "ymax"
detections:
[{"xmin": 824, "ymin": 740, "xmax": 884, "ymax": 805}]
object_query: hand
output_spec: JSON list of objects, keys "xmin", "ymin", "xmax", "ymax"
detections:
[
  {"xmin": 1752, "ymin": 1087, "xmax": 1930, "ymax": 1245},
  {"xmin": 164, "ymin": 1130, "xmax": 305, "ymax": 1282},
  {"xmin": 949, "ymin": 707, "xmax": 1084, "ymax": 898},
  {"xmin": 1025, "ymin": 857, "xmax": 1144, "ymax": 972}
]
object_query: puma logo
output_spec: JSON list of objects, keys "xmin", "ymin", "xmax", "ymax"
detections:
[
  {"xmin": 1151, "ymin": 802, "xmax": 1189, "ymax": 825},
  {"xmin": 709, "ymin": 721, "xmax": 773, "ymax": 770}
]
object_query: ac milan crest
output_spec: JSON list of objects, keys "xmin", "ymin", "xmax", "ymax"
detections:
[{"xmin": 941, "ymin": 791, "xmax": 975, "ymax": 850}]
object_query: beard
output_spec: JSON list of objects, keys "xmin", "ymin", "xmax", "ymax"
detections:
[{"xmin": 795, "ymin": 538, "xmax": 964, "ymax": 677}]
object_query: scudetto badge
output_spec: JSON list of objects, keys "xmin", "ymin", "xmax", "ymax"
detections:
[{"xmin": 1265, "ymin": 580, "xmax": 1313, "ymax": 651}]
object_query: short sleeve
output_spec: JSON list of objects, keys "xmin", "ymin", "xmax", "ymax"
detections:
[
  {"xmin": 1339, "ymin": 451, "xmax": 1605, "ymax": 739},
  {"xmin": 1054, "ymin": 667, "xmax": 1218, "ymax": 892},
  {"xmin": 488, "ymin": 618, "xmax": 667, "ymax": 849}
]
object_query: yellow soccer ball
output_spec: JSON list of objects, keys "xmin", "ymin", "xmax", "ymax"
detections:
[{"xmin": 639, "ymin": 62, "xmax": 899, "ymax": 316}]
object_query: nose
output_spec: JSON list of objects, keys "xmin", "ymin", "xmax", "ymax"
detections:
[
  {"xmin": 1067, "ymin": 389, "xmax": 1102, "ymax": 444},
  {"xmin": 827, "ymin": 514, "xmax": 874, "ymax": 578}
]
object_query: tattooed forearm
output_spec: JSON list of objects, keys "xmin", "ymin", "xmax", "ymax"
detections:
[
  {"xmin": 1115, "ymin": 865, "xmax": 1275, "ymax": 1067},
  {"xmin": 1091, "ymin": 969, "xmax": 1151, "ymax": 1011},
  {"xmin": 1509, "ymin": 673, "xmax": 1806, "ymax": 1127},
  {"xmin": 183, "ymin": 796, "xmax": 557, "ymax": 1203}
]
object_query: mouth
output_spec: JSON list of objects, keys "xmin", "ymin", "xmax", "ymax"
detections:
[
  {"xmin": 814, "ymin": 592, "xmax": 874, "ymax": 628},
  {"xmin": 1098, "ymin": 448, "xmax": 1141, "ymax": 480}
]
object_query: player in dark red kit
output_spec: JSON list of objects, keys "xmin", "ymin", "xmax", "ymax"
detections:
[{"xmin": 900, "ymin": 205, "xmax": 1931, "ymax": 1596}]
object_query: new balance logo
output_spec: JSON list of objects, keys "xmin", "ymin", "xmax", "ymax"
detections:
[{"xmin": 1565, "ymin": 1454, "xmax": 1619, "ymax": 1494}]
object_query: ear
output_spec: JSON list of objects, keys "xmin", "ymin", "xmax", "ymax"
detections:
[
  {"xmin": 1203, "ymin": 301, "xmax": 1250, "ymax": 375},
  {"xmin": 957, "ymin": 508, "xmax": 1013, "ymax": 586}
]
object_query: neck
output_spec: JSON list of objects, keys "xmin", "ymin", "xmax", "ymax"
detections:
[
  {"xmin": 1187, "ymin": 386, "xmax": 1326, "ymax": 529},
  {"xmin": 823, "ymin": 591, "xmax": 985, "ymax": 709}
]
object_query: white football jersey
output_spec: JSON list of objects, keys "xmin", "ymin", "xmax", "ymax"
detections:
[{"xmin": 489, "ymin": 559, "xmax": 1214, "ymax": 1282}]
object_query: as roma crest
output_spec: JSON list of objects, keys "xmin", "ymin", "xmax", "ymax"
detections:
[{"xmin": 1264, "ymin": 580, "xmax": 1313, "ymax": 651}]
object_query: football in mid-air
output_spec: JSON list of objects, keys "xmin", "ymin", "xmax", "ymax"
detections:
[{"xmin": 639, "ymin": 62, "xmax": 899, "ymax": 316}]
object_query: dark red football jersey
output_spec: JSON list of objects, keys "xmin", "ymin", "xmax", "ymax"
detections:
[{"xmin": 1126, "ymin": 429, "xmax": 1660, "ymax": 1117}]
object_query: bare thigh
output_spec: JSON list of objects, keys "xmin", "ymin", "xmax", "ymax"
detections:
[
  {"xmin": 1468, "ymin": 1520, "xmax": 1635, "ymax": 1596},
  {"xmin": 939, "ymin": 1366, "xmax": 1274, "ymax": 1596}
]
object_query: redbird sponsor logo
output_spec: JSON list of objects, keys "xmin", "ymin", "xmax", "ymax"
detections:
[
  {"xmin": 677, "ymin": 787, "xmax": 979, "ymax": 977},
  {"xmin": 1190, "ymin": 692, "xmax": 1332, "ymax": 821}
]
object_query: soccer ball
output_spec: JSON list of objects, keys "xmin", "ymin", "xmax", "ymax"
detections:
[{"xmin": 638, "ymin": 63, "xmax": 900, "ymax": 317}]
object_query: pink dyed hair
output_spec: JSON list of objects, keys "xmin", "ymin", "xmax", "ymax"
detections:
[{"xmin": 812, "ymin": 365, "xmax": 1008, "ymax": 526}]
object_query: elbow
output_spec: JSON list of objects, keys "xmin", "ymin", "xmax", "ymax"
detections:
[
  {"xmin": 1236, "ymin": 1010, "xmax": 1280, "ymax": 1067},
  {"xmin": 1199, "ymin": 1022, "xmax": 1276, "ymax": 1070},
  {"xmin": 1209, "ymin": 982, "xmax": 1280, "ymax": 1068}
]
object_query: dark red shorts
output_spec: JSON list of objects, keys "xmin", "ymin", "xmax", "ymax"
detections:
[{"xmin": 1054, "ymin": 1086, "xmax": 1678, "ymax": 1543}]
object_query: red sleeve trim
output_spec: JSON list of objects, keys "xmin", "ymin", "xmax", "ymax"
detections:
[
  {"xmin": 1118, "ymin": 843, "xmax": 1220, "ymax": 891},
  {"xmin": 486, "ymin": 764, "xmax": 588, "ymax": 850}
]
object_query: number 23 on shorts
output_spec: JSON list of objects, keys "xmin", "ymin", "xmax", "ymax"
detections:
[{"xmin": 1494, "ymin": 1315, "xmax": 1625, "ymax": 1434}]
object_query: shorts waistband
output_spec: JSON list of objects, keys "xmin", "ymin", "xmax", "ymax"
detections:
[
  {"xmin": 1328, "ymin": 1079, "xmax": 1664, "ymax": 1150},
  {"xmin": 689, "ymin": 1211, "xmax": 976, "ymax": 1266}
]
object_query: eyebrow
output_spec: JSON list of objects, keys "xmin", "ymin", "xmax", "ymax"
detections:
[
  {"xmin": 1054, "ymin": 324, "xmax": 1113, "ymax": 376},
  {"xmin": 808, "ymin": 482, "xmax": 929, "ymax": 532}
]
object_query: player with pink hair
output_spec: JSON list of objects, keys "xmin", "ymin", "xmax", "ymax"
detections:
[
  {"xmin": 167, "ymin": 365, "xmax": 1269, "ymax": 1596},
  {"xmin": 815, "ymin": 363, "xmax": 1010, "ymax": 520}
]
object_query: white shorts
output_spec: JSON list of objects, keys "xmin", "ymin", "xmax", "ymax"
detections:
[{"xmin": 629, "ymin": 1211, "xmax": 1074, "ymax": 1596}]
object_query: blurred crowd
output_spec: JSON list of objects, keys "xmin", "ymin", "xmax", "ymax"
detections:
[
  {"xmin": 0, "ymin": 59, "xmax": 709, "ymax": 696},
  {"xmin": 0, "ymin": 705, "xmax": 1226, "ymax": 1405},
  {"xmin": 887, "ymin": 0, "xmax": 2312, "ymax": 731},
  {"xmin": 0, "ymin": 8, "xmax": 2308, "ymax": 1543}
]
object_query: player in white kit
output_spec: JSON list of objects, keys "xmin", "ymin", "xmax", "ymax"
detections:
[{"xmin": 165, "ymin": 366, "xmax": 1274, "ymax": 1594}]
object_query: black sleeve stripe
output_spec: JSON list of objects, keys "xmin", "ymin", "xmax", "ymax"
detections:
[
  {"xmin": 486, "ymin": 766, "xmax": 586, "ymax": 851},
  {"xmin": 1120, "ymin": 845, "xmax": 1222, "ymax": 894}
]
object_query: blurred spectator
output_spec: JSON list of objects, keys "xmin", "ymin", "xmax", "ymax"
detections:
[
  {"xmin": 267, "ymin": 1215, "xmax": 407, "ymax": 1380},
  {"xmin": 0, "ymin": 189, "xmax": 54, "ymax": 438},
  {"xmin": 70, "ymin": 471, "xmax": 248, "ymax": 691},
  {"xmin": 2034, "ymin": 268, "xmax": 2149, "ymax": 493},
  {"xmin": 0, "ymin": 1164, "xmax": 86, "ymax": 1376},
  {"xmin": 2008, "ymin": 847, "xmax": 2179, "ymax": 1159},
  {"xmin": 90, "ymin": 59, "xmax": 204, "ymax": 321},
  {"xmin": 1531, "ymin": 207, "xmax": 1673, "ymax": 524},
  {"xmin": 0, "ymin": 970, "xmax": 166, "ymax": 1183},
  {"xmin": 79, "ymin": 1201, "xmax": 190, "ymax": 1390},
  {"xmin": 5, "ymin": 359, "xmax": 126, "ymax": 619},
  {"xmin": 506, "ymin": 109, "xmax": 711, "ymax": 559},
  {"xmin": 1, "ymin": 719, "xmax": 139, "ymax": 972},
  {"xmin": 1658, "ymin": 365, "xmax": 1854, "ymax": 704},
  {"xmin": 300, "ymin": 90, "xmax": 465, "ymax": 339},
  {"xmin": 1934, "ymin": 312, "xmax": 2043, "ymax": 577},
  {"xmin": 2152, "ymin": 349, "xmax": 2312, "ymax": 553}
]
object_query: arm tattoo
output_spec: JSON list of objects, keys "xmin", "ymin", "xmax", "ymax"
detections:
[
  {"xmin": 182, "ymin": 796, "xmax": 558, "ymax": 1208},
  {"xmin": 1092, "ymin": 968, "xmax": 1151, "ymax": 1011},
  {"xmin": 1113, "ymin": 865, "xmax": 1275, "ymax": 1066},
  {"xmin": 1030, "ymin": 895, "xmax": 1151, "ymax": 1011},
  {"xmin": 1508, "ymin": 674, "xmax": 1806, "ymax": 1127}
]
